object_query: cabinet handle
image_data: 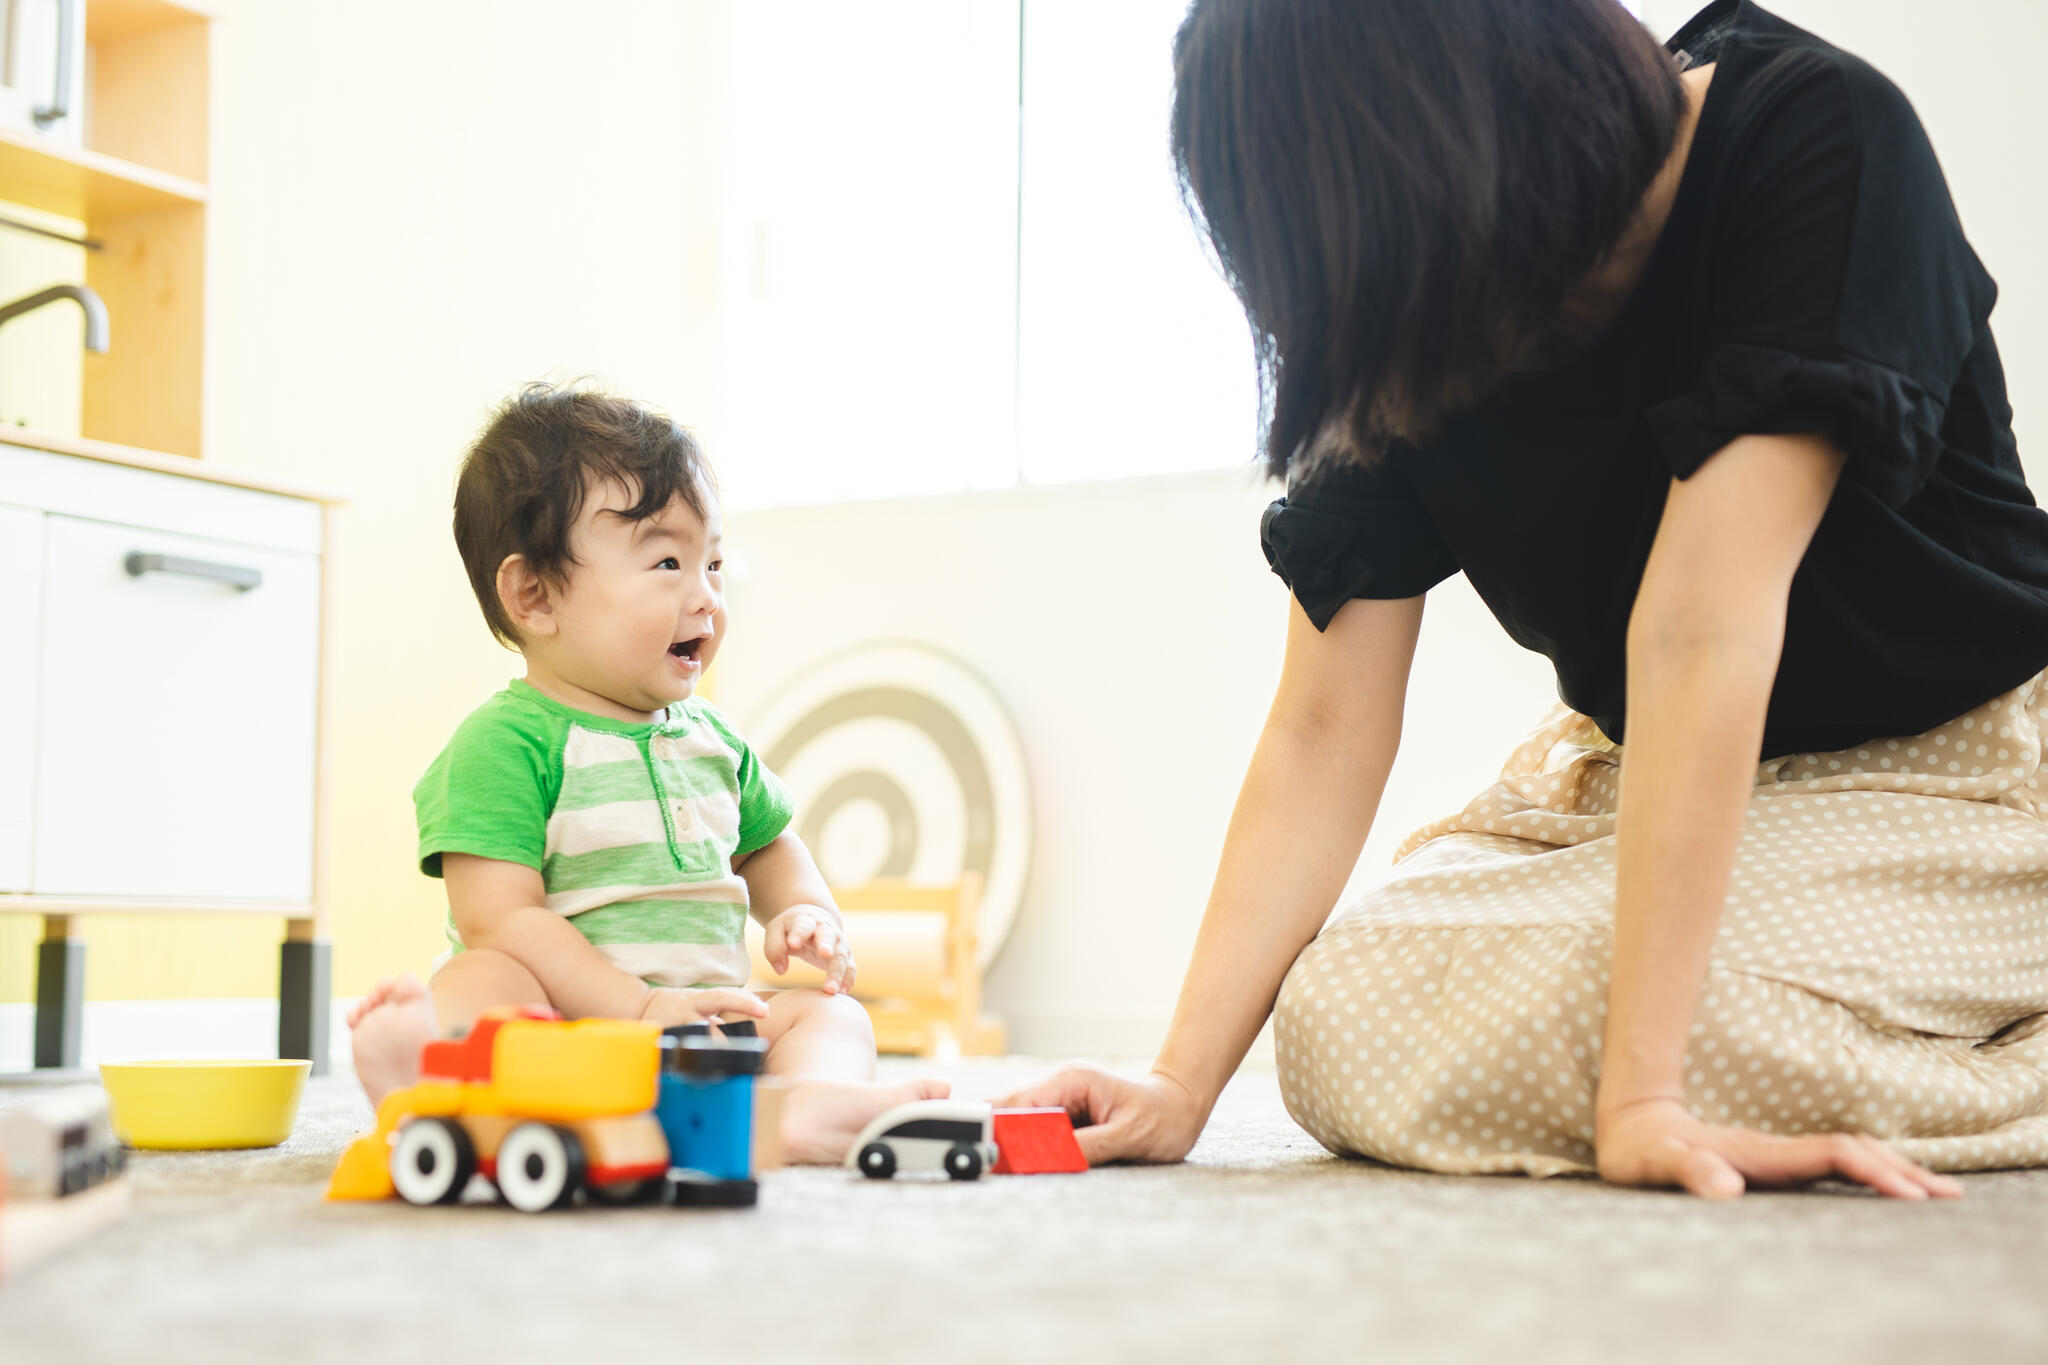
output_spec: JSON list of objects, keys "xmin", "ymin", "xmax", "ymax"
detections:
[
  {"xmin": 33, "ymin": 0, "xmax": 80, "ymax": 129},
  {"xmin": 124, "ymin": 552, "xmax": 264, "ymax": 592}
]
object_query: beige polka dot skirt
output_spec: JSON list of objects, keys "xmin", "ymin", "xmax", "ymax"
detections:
[{"xmin": 1274, "ymin": 670, "xmax": 2048, "ymax": 1177}]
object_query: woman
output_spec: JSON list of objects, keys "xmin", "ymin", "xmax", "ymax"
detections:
[{"xmin": 1007, "ymin": 0, "xmax": 2048, "ymax": 1198}]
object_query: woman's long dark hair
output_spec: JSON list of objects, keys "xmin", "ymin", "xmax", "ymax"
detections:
[{"xmin": 1172, "ymin": 0, "xmax": 1686, "ymax": 480}]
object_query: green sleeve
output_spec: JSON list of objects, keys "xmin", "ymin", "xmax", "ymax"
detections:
[
  {"xmin": 696, "ymin": 703, "xmax": 795, "ymax": 857},
  {"xmin": 413, "ymin": 694, "xmax": 563, "ymax": 878}
]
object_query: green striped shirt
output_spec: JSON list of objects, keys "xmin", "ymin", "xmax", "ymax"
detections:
[{"xmin": 414, "ymin": 680, "xmax": 793, "ymax": 988}]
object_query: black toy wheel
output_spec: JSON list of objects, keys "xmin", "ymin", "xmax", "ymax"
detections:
[
  {"xmin": 669, "ymin": 1174, "xmax": 760, "ymax": 1207},
  {"xmin": 391, "ymin": 1118, "xmax": 477, "ymax": 1206},
  {"xmin": 944, "ymin": 1144, "xmax": 983, "ymax": 1181},
  {"xmin": 589, "ymin": 1176, "xmax": 666, "ymax": 1206},
  {"xmin": 495, "ymin": 1122, "xmax": 587, "ymax": 1213},
  {"xmin": 857, "ymin": 1142, "xmax": 897, "ymax": 1179}
]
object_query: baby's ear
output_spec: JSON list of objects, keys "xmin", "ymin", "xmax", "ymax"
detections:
[{"xmin": 496, "ymin": 554, "xmax": 557, "ymax": 638}]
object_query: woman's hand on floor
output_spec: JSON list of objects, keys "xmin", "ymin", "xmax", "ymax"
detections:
[
  {"xmin": 1594, "ymin": 1096, "xmax": 1964, "ymax": 1200},
  {"xmin": 998, "ymin": 1064, "xmax": 1206, "ymax": 1165}
]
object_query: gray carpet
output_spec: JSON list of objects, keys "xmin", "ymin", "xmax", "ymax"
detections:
[{"xmin": 2, "ymin": 1058, "xmax": 2045, "ymax": 1365}]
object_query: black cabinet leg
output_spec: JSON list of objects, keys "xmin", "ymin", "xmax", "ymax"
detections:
[
  {"xmin": 280, "ymin": 936, "xmax": 331, "ymax": 1075},
  {"xmin": 34, "ymin": 924, "xmax": 85, "ymax": 1070}
]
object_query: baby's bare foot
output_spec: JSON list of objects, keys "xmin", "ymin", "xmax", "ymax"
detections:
[
  {"xmin": 349, "ymin": 973, "xmax": 436, "ymax": 1108},
  {"xmin": 781, "ymin": 1078, "xmax": 953, "ymax": 1166}
]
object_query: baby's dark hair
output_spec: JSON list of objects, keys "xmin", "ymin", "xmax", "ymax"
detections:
[{"xmin": 454, "ymin": 381, "xmax": 712, "ymax": 648}]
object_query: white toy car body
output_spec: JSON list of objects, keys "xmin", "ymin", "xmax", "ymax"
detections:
[
  {"xmin": 0, "ymin": 1086, "xmax": 126, "ymax": 1198},
  {"xmin": 846, "ymin": 1099, "xmax": 999, "ymax": 1181}
]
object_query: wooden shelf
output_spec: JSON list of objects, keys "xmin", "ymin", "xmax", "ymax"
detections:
[
  {"xmin": 89, "ymin": 0, "xmax": 213, "ymax": 46},
  {"xmin": 0, "ymin": 125, "xmax": 205, "ymax": 221},
  {"xmin": 0, "ymin": 0, "xmax": 211, "ymax": 456}
]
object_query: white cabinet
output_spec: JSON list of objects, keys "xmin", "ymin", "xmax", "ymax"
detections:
[
  {"xmin": 0, "ymin": 503, "xmax": 44, "ymax": 890},
  {"xmin": 0, "ymin": 434, "xmax": 338, "ymax": 1071},
  {"xmin": 0, "ymin": 439, "xmax": 326, "ymax": 902},
  {"xmin": 33, "ymin": 515, "xmax": 320, "ymax": 899}
]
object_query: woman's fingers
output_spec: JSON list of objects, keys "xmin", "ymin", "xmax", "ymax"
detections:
[
  {"xmin": 1850, "ymin": 1136, "xmax": 1962, "ymax": 1199},
  {"xmin": 1070, "ymin": 1111, "xmax": 1134, "ymax": 1167},
  {"xmin": 1821, "ymin": 1137, "xmax": 1927, "ymax": 1199},
  {"xmin": 1601, "ymin": 1102, "xmax": 1967, "ymax": 1202},
  {"xmin": 999, "ymin": 1065, "xmax": 1120, "ymax": 1128},
  {"xmin": 996, "ymin": 1066, "xmax": 1087, "ymax": 1114},
  {"xmin": 997, "ymin": 1067, "xmax": 1202, "ymax": 1166},
  {"xmin": 1670, "ymin": 1141, "xmax": 1745, "ymax": 1200},
  {"xmin": 1721, "ymin": 1129, "xmax": 1961, "ymax": 1199}
]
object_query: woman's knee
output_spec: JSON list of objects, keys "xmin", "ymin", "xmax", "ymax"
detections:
[{"xmin": 1273, "ymin": 932, "xmax": 1344, "ymax": 1038}]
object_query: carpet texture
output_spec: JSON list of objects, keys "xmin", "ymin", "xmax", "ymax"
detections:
[{"xmin": 3, "ymin": 1058, "xmax": 2045, "ymax": 1364}]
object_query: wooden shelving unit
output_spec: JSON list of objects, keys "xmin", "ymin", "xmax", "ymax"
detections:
[
  {"xmin": 0, "ymin": 125, "xmax": 204, "ymax": 218},
  {"xmin": 0, "ymin": 0, "xmax": 211, "ymax": 457}
]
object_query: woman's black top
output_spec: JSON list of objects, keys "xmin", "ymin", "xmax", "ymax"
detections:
[{"xmin": 1259, "ymin": 0, "xmax": 2048, "ymax": 758}]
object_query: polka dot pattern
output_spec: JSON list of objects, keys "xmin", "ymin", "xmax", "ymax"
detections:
[{"xmin": 1272, "ymin": 672, "xmax": 2048, "ymax": 1177}]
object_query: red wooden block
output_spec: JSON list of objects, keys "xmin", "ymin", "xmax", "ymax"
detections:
[
  {"xmin": 419, "ymin": 1005, "xmax": 561, "ymax": 1082},
  {"xmin": 992, "ymin": 1108, "xmax": 1089, "ymax": 1174}
]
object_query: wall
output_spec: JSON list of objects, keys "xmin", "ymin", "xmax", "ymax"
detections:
[
  {"xmin": 5, "ymin": 0, "xmax": 2041, "ymax": 1069},
  {"xmin": 714, "ymin": 474, "xmax": 1557, "ymax": 1057},
  {"xmin": 1, "ymin": 0, "xmax": 739, "ymax": 1038},
  {"xmin": 715, "ymin": 0, "xmax": 2048, "ymax": 1059},
  {"xmin": 0, "ymin": 205, "xmax": 86, "ymax": 436}
]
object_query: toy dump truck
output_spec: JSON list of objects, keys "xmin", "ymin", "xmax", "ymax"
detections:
[{"xmin": 327, "ymin": 1007, "xmax": 765, "ymax": 1212}]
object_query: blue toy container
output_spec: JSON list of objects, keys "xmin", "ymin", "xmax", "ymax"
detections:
[{"xmin": 655, "ymin": 1028, "xmax": 768, "ymax": 1203}]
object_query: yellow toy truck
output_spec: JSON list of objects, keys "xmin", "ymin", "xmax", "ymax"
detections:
[{"xmin": 328, "ymin": 1007, "xmax": 675, "ymax": 1213}]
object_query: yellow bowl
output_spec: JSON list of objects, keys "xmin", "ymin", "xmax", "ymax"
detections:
[{"xmin": 99, "ymin": 1059, "xmax": 312, "ymax": 1150}]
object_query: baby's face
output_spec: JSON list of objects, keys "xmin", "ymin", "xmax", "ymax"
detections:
[{"xmin": 542, "ymin": 478, "xmax": 726, "ymax": 718}]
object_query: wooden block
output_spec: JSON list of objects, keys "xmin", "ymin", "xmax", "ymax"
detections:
[
  {"xmin": 752, "ymin": 1077, "xmax": 791, "ymax": 1173},
  {"xmin": 992, "ymin": 1108, "xmax": 1088, "ymax": 1175}
]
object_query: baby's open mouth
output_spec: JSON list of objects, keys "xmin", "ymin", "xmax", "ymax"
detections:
[{"xmin": 668, "ymin": 639, "xmax": 702, "ymax": 661}]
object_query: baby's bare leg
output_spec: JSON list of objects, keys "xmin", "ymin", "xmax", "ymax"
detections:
[
  {"xmin": 759, "ymin": 987, "xmax": 877, "ymax": 1080},
  {"xmin": 757, "ymin": 989, "xmax": 949, "ymax": 1164},
  {"xmin": 348, "ymin": 950, "xmax": 550, "ymax": 1108},
  {"xmin": 428, "ymin": 948, "xmax": 550, "ymax": 1036}
]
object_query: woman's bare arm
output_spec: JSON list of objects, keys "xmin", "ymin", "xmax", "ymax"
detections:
[
  {"xmin": 1598, "ymin": 432, "xmax": 1956, "ymax": 1198},
  {"xmin": 1006, "ymin": 591, "xmax": 1421, "ymax": 1161},
  {"xmin": 1153, "ymin": 593, "xmax": 1423, "ymax": 1111}
]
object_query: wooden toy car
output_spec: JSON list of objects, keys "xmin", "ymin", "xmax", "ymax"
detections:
[
  {"xmin": 327, "ymin": 1007, "xmax": 765, "ymax": 1212},
  {"xmin": 846, "ymin": 1099, "xmax": 999, "ymax": 1180},
  {"xmin": 0, "ymin": 1088, "xmax": 127, "ymax": 1199}
]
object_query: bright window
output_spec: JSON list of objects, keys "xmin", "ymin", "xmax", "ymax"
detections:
[
  {"xmin": 717, "ymin": 1, "xmax": 1258, "ymax": 508},
  {"xmin": 1016, "ymin": 0, "xmax": 1257, "ymax": 487}
]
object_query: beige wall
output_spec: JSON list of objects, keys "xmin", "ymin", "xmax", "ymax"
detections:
[
  {"xmin": 719, "ymin": 0, "xmax": 2048, "ymax": 1058},
  {"xmin": 6, "ymin": 0, "xmax": 2038, "ymax": 1052},
  {"xmin": 0, "ymin": 206, "xmax": 86, "ymax": 437},
  {"xmin": 0, "ymin": 0, "xmax": 737, "ymax": 1011},
  {"xmin": 204, "ymin": 0, "xmax": 736, "ymax": 1000},
  {"xmin": 714, "ymin": 477, "xmax": 1557, "ymax": 1057}
]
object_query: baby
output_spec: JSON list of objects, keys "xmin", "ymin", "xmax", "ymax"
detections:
[{"xmin": 347, "ymin": 382, "xmax": 946, "ymax": 1162}]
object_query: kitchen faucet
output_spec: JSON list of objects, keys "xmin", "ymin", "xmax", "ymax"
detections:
[{"xmin": 0, "ymin": 284, "xmax": 109, "ymax": 353}]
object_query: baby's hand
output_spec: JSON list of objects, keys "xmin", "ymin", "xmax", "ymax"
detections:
[
  {"xmin": 763, "ymin": 904, "xmax": 857, "ymax": 996},
  {"xmin": 638, "ymin": 986, "xmax": 770, "ymax": 1031}
]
